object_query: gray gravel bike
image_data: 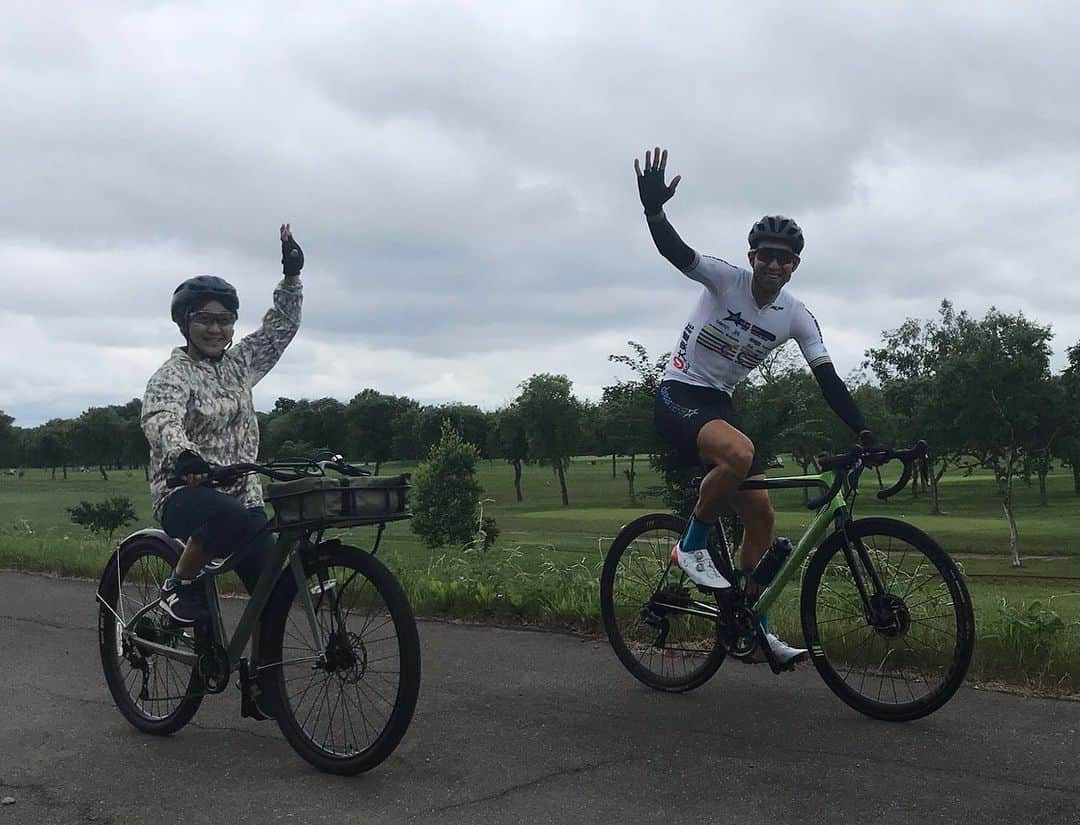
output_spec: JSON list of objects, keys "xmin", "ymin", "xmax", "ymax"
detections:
[
  {"xmin": 600, "ymin": 440, "xmax": 975, "ymax": 721},
  {"xmin": 96, "ymin": 457, "xmax": 420, "ymax": 774}
]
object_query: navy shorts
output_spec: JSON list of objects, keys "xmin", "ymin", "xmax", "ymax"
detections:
[
  {"xmin": 654, "ymin": 380, "xmax": 765, "ymax": 477},
  {"xmin": 161, "ymin": 486, "xmax": 275, "ymax": 594}
]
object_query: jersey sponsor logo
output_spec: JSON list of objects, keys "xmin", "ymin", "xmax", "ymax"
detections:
[
  {"xmin": 749, "ymin": 324, "xmax": 777, "ymax": 342},
  {"xmin": 723, "ymin": 310, "xmax": 752, "ymax": 331},
  {"xmin": 673, "ymin": 322, "xmax": 694, "ymax": 372}
]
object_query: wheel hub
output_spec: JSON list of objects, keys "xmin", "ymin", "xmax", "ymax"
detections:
[
  {"xmin": 868, "ymin": 593, "xmax": 911, "ymax": 639},
  {"xmin": 322, "ymin": 631, "xmax": 367, "ymax": 683}
]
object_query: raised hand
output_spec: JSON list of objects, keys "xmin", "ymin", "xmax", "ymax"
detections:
[
  {"xmin": 634, "ymin": 147, "xmax": 682, "ymax": 216},
  {"xmin": 281, "ymin": 223, "xmax": 304, "ymax": 277}
]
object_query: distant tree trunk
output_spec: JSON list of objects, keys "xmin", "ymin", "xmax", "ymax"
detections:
[
  {"xmin": 374, "ymin": 460, "xmax": 381, "ymax": 474},
  {"xmin": 625, "ymin": 455, "xmax": 636, "ymax": 504},
  {"xmin": 556, "ymin": 463, "xmax": 569, "ymax": 506},
  {"xmin": 98, "ymin": 464, "xmax": 109, "ymax": 481},
  {"xmin": 1074, "ymin": 463, "xmax": 1080, "ymax": 496},
  {"xmin": 511, "ymin": 459, "xmax": 523, "ymax": 502},
  {"xmin": 1002, "ymin": 474, "xmax": 1021, "ymax": 567},
  {"xmin": 51, "ymin": 465, "xmax": 57, "ymax": 480},
  {"xmin": 62, "ymin": 464, "xmax": 67, "ymax": 480},
  {"xmin": 930, "ymin": 464, "xmax": 946, "ymax": 515},
  {"xmin": 611, "ymin": 453, "xmax": 616, "ymax": 480},
  {"xmin": 1038, "ymin": 469, "xmax": 1049, "ymax": 506}
]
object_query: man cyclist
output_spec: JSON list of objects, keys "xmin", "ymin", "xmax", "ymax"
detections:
[
  {"xmin": 142, "ymin": 224, "xmax": 304, "ymax": 626},
  {"xmin": 636, "ymin": 147, "xmax": 874, "ymax": 666}
]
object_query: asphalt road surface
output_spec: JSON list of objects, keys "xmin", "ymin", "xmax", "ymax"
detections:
[{"xmin": 1, "ymin": 570, "xmax": 1077, "ymax": 825}]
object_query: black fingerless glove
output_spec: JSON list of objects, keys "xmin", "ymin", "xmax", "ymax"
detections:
[
  {"xmin": 174, "ymin": 450, "xmax": 210, "ymax": 478},
  {"xmin": 637, "ymin": 169, "xmax": 671, "ymax": 217},
  {"xmin": 859, "ymin": 429, "xmax": 883, "ymax": 451},
  {"xmin": 282, "ymin": 236, "xmax": 304, "ymax": 277}
]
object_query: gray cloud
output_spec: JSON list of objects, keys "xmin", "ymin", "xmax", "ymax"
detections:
[{"xmin": 4, "ymin": 0, "xmax": 1079, "ymax": 426}]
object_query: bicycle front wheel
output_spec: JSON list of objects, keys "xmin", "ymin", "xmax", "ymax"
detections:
[
  {"xmin": 801, "ymin": 518, "xmax": 975, "ymax": 721},
  {"xmin": 259, "ymin": 542, "xmax": 421, "ymax": 775},
  {"xmin": 600, "ymin": 513, "xmax": 725, "ymax": 693}
]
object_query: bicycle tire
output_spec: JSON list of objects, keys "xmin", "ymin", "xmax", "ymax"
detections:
[
  {"xmin": 801, "ymin": 517, "xmax": 975, "ymax": 722},
  {"xmin": 98, "ymin": 537, "xmax": 204, "ymax": 735},
  {"xmin": 259, "ymin": 541, "xmax": 421, "ymax": 775},
  {"xmin": 600, "ymin": 513, "xmax": 726, "ymax": 693}
]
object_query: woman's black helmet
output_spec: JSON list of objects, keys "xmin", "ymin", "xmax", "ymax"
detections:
[
  {"xmin": 170, "ymin": 276, "xmax": 239, "ymax": 335},
  {"xmin": 748, "ymin": 215, "xmax": 804, "ymax": 254}
]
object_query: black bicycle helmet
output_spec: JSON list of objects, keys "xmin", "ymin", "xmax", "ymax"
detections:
[
  {"xmin": 170, "ymin": 275, "xmax": 239, "ymax": 334},
  {"xmin": 748, "ymin": 215, "xmax": 804, "ymax": 254}
]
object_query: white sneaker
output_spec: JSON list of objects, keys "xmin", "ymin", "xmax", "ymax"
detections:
[
  {"xmin": 745, "ymin": 632, "xmax": 809, "ymax": 666},
  {"xmin": 670, "ymin": 542, "xmax": 732, "ymax": 590}
]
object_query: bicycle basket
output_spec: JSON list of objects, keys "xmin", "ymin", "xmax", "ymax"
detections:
[{"xmin": 266, "ymin": 474, "xmax": 410, "ymax": 527}]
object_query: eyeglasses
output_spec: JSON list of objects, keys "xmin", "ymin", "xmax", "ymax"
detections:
[
  {"xmin": 753, "ymin": 248, "xmax": 798, "ymax": 266},
  {"xmin": 188, "ymin": 311, "xmax": 236, "ymax": 328}
]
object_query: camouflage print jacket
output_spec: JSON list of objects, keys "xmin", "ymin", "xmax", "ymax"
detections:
[{"xmin": 141, "ymin": 280, "xmax": 303, "ymax": 518}]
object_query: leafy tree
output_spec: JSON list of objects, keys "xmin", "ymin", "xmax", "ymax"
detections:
[
  {"xmin": 515, "ymin": 374, "xmax": 582, "ymax": 506},
  {"xmin": 604, "ymin": 341, "xmax": 670, "ymax": 503},
  {"xmin": 0, "ymin": 411, "xmax": 17, "ymax": 469},
  {"xmin": 67, "ymin": 497, "xmax": 138, "ymax": 544},
  {"xmin": 410, "ymin": 420, "xmax": 493, "ymax": 549},
  {"xmin": 935, "ymin": 309, "xmax": 1054, "ymax": 566},
  {"xmin": 1054, "ymin": 342, "xmax": 1080, "ymax": 497},
  {"xmin": 346, "ymin": 390, "xmax": 417, "ymax": 472},
  {"xmin": 418, "ymin": 404, "xmax": 489, "ymax": 458},
  {"xmin": 37, "ymin": 419, "xmax": 73, "ymax": 479},
  {"xmin": 491, "ymin": 405, "xmax": 529, "ymax": 502},
  {"xmin": 72, "ymin": 407, "xmax": 126, "ymax": 480},
  {"xmin": 865, "ymin": 301, "xmax": 976, "ymax": 513}
]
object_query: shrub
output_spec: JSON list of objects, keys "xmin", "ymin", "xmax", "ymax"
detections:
[
  {"xmin": 67, "ymin": 496, "xmax": 138, "ymax": 545},
  {"xmin": 411, "ymin": 420, "xmax": 497, "ymax": 550}
]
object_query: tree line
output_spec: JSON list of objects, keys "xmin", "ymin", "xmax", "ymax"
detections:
[{"xmin": 2, "ymin": 301, "xmax": 1078, "ymax": 562}]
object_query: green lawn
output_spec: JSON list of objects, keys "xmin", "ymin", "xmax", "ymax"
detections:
[{"xmin": 2, "ymin": 458, "xmax": 1078, "ymax": 690}]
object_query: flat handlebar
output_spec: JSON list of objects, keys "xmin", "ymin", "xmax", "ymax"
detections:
[{"xmin": 166, "ymin": 457, "xmax": 372, "ymax": 489}]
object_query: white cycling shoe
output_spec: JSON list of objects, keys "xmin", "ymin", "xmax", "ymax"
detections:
[
  {"xmin": 670, "ymin": 542, "xmax": 732, "ymax": 590},
  {"xmin": 744, "ymin": 632, "xmax": 809, "ymax": 667}
]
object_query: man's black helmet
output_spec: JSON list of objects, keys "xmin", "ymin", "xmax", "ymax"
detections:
[
  {"xmin": 170, "ymin": 275, "xmax": 239, "ymax": 331},
  {"xmin": 748, "ymin": 215, "xmax": 804, "ymax": 255}
]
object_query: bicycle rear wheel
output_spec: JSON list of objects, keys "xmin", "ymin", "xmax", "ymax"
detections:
[
  {"xmin": 259, "ymin": 541, "xmax": 421, "ymax": 775},
  {"xmin": 600, "ymin": 513, "xmax": 725, "ymax": 693},
  {"xmin": 98, "ymin": 537, "xmax": 203, "ymax": 735},
  {"xmin": 801, "ymin": 517, "xmax": 975, "ymax": 721}
]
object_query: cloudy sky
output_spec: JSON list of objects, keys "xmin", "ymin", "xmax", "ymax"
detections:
[{"xmin": 4, "ymin": 0, "xmax": 1079, "ymax": 427}]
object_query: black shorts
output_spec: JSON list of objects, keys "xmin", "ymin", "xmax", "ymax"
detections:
[{"xmin": 654, "ymin": 380, "xmax": 765, "ymax": 477}]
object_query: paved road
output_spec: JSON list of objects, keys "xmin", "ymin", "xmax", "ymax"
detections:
[{"xmin": 1, "ymin": 570, "xmax": 1078, "ymax": 825}]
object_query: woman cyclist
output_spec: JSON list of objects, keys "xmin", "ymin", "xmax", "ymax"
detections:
[{"xmin": 141, "ymin": 224, "xmax": 304, "ymax": 626}]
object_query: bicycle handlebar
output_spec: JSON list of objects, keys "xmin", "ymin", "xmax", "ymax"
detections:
[
  {"xmin": 806, "ymin": 440, "xmax": 928, "ymax": 511},
  {"xmin": 165, "ymin": 456, "xmax": 372, "ymax": 489}
]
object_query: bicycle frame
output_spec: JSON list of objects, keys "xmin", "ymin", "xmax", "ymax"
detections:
[
  {"xmin": 736, "ymin": 470, "xmax": 846, "ymax": 619},
  {"xmin": 100, "ymin": 525, "xmax": 327, "ymax": 670}
]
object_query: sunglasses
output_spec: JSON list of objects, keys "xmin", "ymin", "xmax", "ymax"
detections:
[
  {"xmin": 753, "ymin": 248, "xmax": 798, "ymax": 266},
  {"xmin": 189, "ymin": 311, "xmax": 237, "ymax": 328}
]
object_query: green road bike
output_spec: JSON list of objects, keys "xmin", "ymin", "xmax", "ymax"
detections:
[
  {"xmin": 96, "ymin": 457, "xmax": 421, "ymax": 774},
  {"xmin": 600, "ymin": 441, "xmax": 975, "ymax": 721}
]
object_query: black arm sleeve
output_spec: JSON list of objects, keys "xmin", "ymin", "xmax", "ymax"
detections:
[
  {"xmin": 646, "ymin": 212, "xmax": 696, "ymax": 271},
  {"xmin": 812, "ymin": 362, "xmax": 866, "ymax": 434}
]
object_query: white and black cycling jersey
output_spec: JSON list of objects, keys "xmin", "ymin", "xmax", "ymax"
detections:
[{"xmin": 663, "ymin": 253, "xmax": 831, "ymax": 393}]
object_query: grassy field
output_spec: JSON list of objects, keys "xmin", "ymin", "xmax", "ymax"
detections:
[{"xmin": 2, "ymin": 457, "xmax": 1078, "ymax": 691}]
